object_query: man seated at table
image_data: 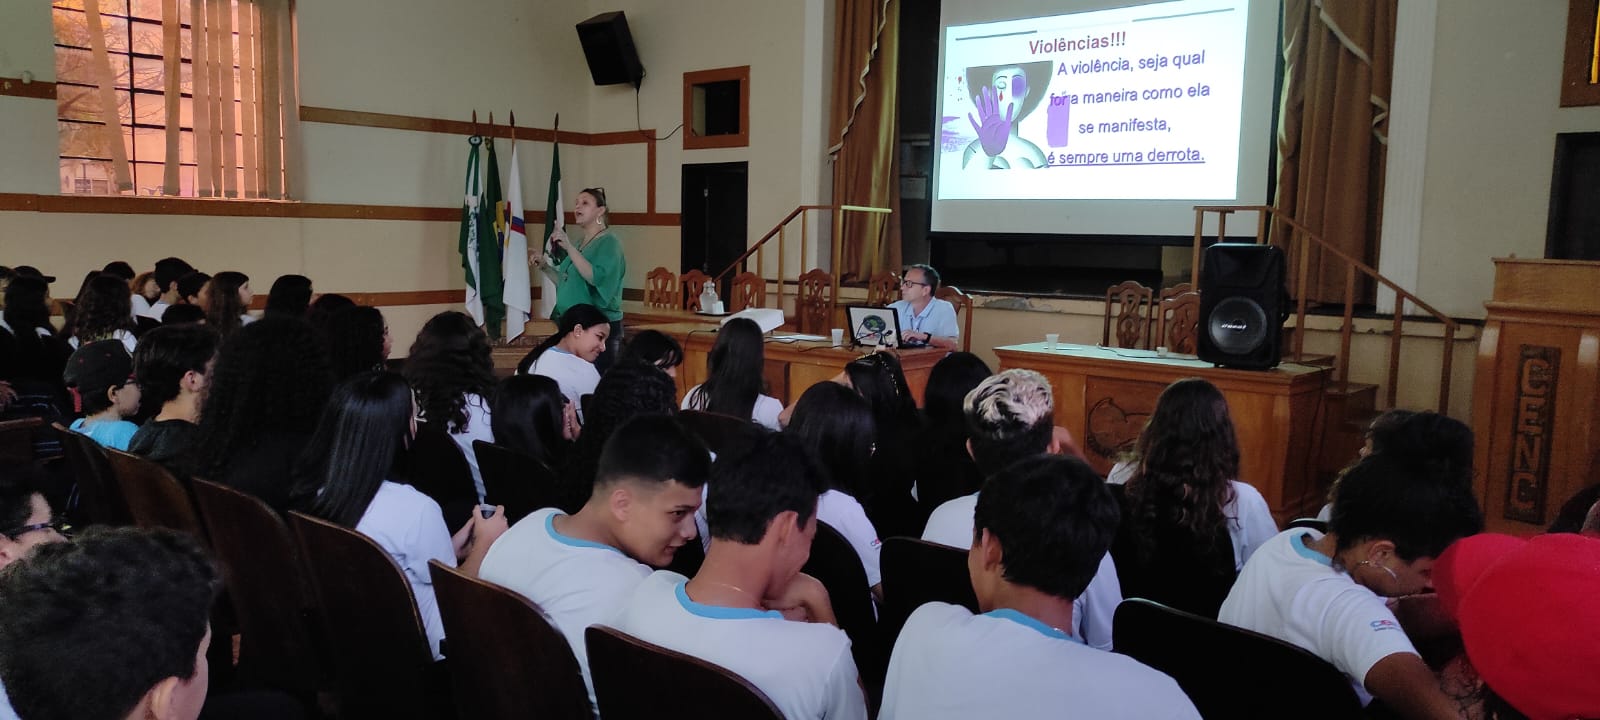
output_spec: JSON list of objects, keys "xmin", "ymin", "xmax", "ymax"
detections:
[
  {"xmin": 888, "ymin": 264, "xmax": 959, "ymax": 350},
  {"xmin": 922, "ymin": 369, "xmax": 1122, "ymax": 651}
]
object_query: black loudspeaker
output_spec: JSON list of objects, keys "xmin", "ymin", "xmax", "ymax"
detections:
[
  {"xmin": 576, "ymin": 12, "xmax": 645, "ymax": 89},
  {"xmin": 1197, "ymin": 243, "xmax": 1288, "ymax": 370}
]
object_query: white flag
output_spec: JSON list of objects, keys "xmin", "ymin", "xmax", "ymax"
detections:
[
  {"xmin": 502, "ymin": 143, "xmax": 531, "ymax": 339},
  {"xmin": 538, "ymin": 139, "xmax": 563, "ymax": 320}
]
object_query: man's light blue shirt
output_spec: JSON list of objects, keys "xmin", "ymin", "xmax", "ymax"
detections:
[{"xmin": 888, "ymin": 298, "xmax": 960, "ymax": 340}]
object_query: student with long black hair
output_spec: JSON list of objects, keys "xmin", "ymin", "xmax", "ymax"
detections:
[
  {"xmin": 681, "ymin": 318, "xmax": 781, "ymax": 430},
  {"xmin": 322, "ymin": 305, "xmax": 390, "ymax": 383},
  {"xmin": 517, "ymin": 303, "xmax": 608, "ymax": 416},
  {"xmin": 405, "ymin": 311, "xmax": 497, "ymax": 499},
  {"xmin": 292, "ymin": 371, "xmax": 507, "ymax": 660},
  {"xmin": 201, "ymin": 271, "xmax": 252, "ymax": 340},
  {"xmin": 263, "ymin": 274, "xmax": 313, "ymax": 318},
  {"xmin": 619, "ymin": 329, "xmax": 684, "ymax": 378},
  {"xmin": 786, "ymin": 381, "xmax": 883, "ymax": 603},
  {"xmin": 0, "ymin": 276, "xmax": 73, "ymax": 420},
  {"xmin": 490, "ymin": 374, "xmax": 575, "ymax": 468}
]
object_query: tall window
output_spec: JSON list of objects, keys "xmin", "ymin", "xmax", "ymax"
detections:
[{"xmin": 53, "ymin": 0, "xmax": 296, "ymax": 199}]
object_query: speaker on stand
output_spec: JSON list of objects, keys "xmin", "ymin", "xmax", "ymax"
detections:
[{"xmin": 1196, "ymin": 243, "xmax": 1288, "ymax": 370}]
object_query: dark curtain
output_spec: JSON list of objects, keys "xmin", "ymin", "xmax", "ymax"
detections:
[{"xmin": 829, "ymin": 0, "xmax": 901, "ymax": 282}]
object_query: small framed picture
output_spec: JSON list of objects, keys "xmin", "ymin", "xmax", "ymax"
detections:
[{"xmin": 846, "ymin": 305, "xmax": 901, "ymax": 348}]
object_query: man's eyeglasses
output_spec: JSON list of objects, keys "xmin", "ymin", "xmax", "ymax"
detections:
[
  {"xmin": 2, "ymin": 517, "xmax": 71, "ymax": 541},
  {"xmin": 899, "ymin": 279, "xmax": 929, "ymax": 288}
]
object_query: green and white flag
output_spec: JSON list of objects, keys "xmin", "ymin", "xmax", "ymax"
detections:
[
  {"xmin": 479, "ymin": 136, "xmax": 507, "ymax": 339},
  {"xmin": 538, "ymin": 137, "xmax": 563, "ymax": 320},
  {"xmin": 459, "ymin": 136, "xmax": 486, "ymax": 326}
]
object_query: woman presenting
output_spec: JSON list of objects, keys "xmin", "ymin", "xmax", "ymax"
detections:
[{"xmin": 529, "ymin": 187, "xmax": 626, "ymax": 372}]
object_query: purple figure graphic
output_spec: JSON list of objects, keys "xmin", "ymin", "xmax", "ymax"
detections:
[
  {"xmin": 1047, "ymin": 92, "xmax": 1071, "ymax": 148},
  {"xmin": 960, "ymin": 62, "xmax": 1050, "ymax": 169}
]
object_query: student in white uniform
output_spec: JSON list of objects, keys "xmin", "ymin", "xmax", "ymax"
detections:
[
  {"xmin": 1218, "ymin": 452, "xmax": 1483, "ymax": 719},
  {"xmin": 144, "ymin": 257, "xmax": 196, "ymax": 321},
  {"xmin": 681, "ymin": 317, "xmax": 783, "ymax": 430},
  {"xmin": 921, "ymin": 369, "xmax": 1122, "ymax": 651},
  {"xmin": 610, "ymin": 434, "xmax": 868, "ymax": 720},
  {"xmin": 784, "ymin": 381, "xmax": 883, "ymax": 603},
  {"xmin": 479, "ymin": 414, "xmax": 709, "ymax": 712},
  {"xmin": 404, "ymin": 311, "xmax": 499, "ymax": 500},
  {"xmin": 1102, "ymin": 378, "xmax": 1278, "ymax": 618},
  {"xmin": 294, "ymin": 371, "xmax": 507, "ymax": 660},
  {"xmin": 882, "ymin": 455, "xmax": 1200, "ymax": 720},
  {"xmin": 518, "ymin": 303, "xmax": 608, "ymax": 421}
]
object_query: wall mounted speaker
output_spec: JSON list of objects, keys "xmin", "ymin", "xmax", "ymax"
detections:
[
  {"xmin": 576, "ymin": 11, "xmax": 645, "ymax": 88},
  {"xmin": 1197, "ymin": 243, "xmax": 1287, "ymax": 369}
]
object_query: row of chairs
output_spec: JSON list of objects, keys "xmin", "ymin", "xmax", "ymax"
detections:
[
  {"xmin": 52, "ymin": 418, "xmax": 1362, "ymax": 719},
  {"xmin": 1103, "ymin": 280, "xmax": 1202, "ymax": 354}
]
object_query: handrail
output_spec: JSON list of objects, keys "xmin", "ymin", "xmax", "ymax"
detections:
[
  {"xmin": 713, "ymin": 204, "xmax": 893, "ymax": 321},
  {"xmin": 1192, "ymin": 206, "xmax": 1459, "ymax": 414}
]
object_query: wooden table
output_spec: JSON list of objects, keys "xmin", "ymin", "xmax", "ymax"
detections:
[
  {"xmin": 995, "ymin": 342, "xmax": 1331, "ymax": 523},
  {"xmin": 635, "ymin": 322, "xmax": 946, "ymax": 406}
]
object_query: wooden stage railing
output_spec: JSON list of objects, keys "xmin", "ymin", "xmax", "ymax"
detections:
[{"xmin": 713, "ymin": 204, "xmax": 893, "ymax": 317}]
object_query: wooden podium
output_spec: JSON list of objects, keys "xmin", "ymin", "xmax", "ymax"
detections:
[
  {"xmin": 996, "ymin": 343, "xmax": 1330, "ymax": 524},
  {"xmin": 1472, "ymin": 259, "xmax": 1600, "ymax": 535}
]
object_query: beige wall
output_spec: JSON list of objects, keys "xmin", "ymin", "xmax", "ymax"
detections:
[
  {"xmin": 1, "ymin": 0, "xmax": 1588, "ymax": 415},
  {"xmin": 1416, "ymin": 1, "xmax": 1600, "ymax": 318}
]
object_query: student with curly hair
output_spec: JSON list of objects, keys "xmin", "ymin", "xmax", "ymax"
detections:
[
  {"xmin": 188, "ymin": 316, "xmax": 333, "ymax": 512},
  {"xmin": 682, "ymin": 318, "xmax": 781, "ymax": 430},
  {"xmin": 68, "ymin": 273, "xmax": 137, "ymax": 354},
  {"xmin": 321, "ymin": 305, "xmax": 390, "ymax": 383},
  {"xmin": 201, "ymin": 271, "xmax": 253, "ymax": 340},
  {"xmin": 292, "ymin": 371, "xmax": 507, "ymax": 660},
  {"xmin": 404, "ymin": 311, "xmax": 497, "ymax": 499},
  {"xmin": 554, "ymin": 357, "xmax": 679, "ymax": 513},
  {"xmin": 1103, "ymin": 378, "xmax": 1277, "ymax": 618}
]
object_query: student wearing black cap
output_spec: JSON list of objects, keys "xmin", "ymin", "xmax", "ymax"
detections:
[{"xmin": 63, "ymin": 340, "xmax": 142, "ymax": 451}]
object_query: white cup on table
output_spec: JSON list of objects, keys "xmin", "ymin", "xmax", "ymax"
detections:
[
  {"xmin": 831, "ymin": 328, "xmax": 844, "ymax": 347},
  {"xmin": 1045, "ymin": 333, "xmax": 1060, "ymax": 350}
]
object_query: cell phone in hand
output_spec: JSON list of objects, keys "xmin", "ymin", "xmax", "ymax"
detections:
[{"xmin": 479, "ymin": 504, "xmax": 496, "ymax": 519}]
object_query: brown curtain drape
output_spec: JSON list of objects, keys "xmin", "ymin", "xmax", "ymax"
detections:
[
  {"xmin": 1273, "ymin": 0, "xmax": 1395, "ymax": 303},
  {"xmin": 829, "ymin": 0, "xmax": 901, "ymax": 282}
]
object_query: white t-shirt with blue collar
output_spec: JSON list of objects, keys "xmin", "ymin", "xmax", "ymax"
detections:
[
  {"xmin": 478, "ymin": 508, "xmax": 652, "ymax": 712},
  {"xmin": 610, "ymin": 570, "xmax": 867, "ymax": 720},
  {"xmin": 888, "ymin": 298, "xmax": 960, "ymax": 340},
  {"xmin": 1217, "ymin": 529, "xmax": 1419, "ymax": 706},
  {"xmin": 880, "ymin": 602, "xmax": 1199, "ymax": 719}
]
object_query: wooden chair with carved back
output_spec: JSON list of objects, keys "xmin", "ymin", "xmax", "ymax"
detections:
[
  {"xmin": 797, "ymin": 269, "xmax": 835, "ymax": 335},
  {"xmin": 585, "ymin": 625, "xmax": 784, "ymax": 720},
  {"xmin": 1155, "ymin": 290, "xmax": 1203, "ymax": 355},
  {"xmin": 935, "ymin": 285, "xmax": 975, "ymax": 352},
  {"xmin": 866, "ymin": 271, "xmax": 900, "ymax": 307},
  {"xmin": 680, "ymin": 270, "xmax": 712, "ymax": 312},
  {"xmin": 1102, "ymin": 281, "xmax": 1155, "ymax": 349},
  {"xmin": 729, "ymin": 271, "xmax": 765, "ymax": 312},
  {"xmin": 54, "ymin": 422, "xmax": 132, "ymax": 526},
  {"xmin": 645, "ymin": 267, "xmax": 679, "ymax": 309}
]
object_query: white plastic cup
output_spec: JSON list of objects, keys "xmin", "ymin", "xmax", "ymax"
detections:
[
  {"xmin": 1045, "ymin": 333, "xmax": 1060, "ymax": 350},
  {"xmin": 1156, "ymin": 345, "xmax": 1170, "ymax": 357},
  {"xmin": 831, "ymin": 328, "xmax": 844, "ymax": 347}
]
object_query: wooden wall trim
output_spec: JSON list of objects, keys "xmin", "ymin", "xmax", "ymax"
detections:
[
  {"xmin": 0, "ymin": 193, "xmax": 680, "ymax": 225},
  {"xmin": 0, "ymin": 76, "xmax": 56, "ymax": 100},
  {"xmin": 299, "ymin": 106, "xmax": 657, "ymax": 147}
]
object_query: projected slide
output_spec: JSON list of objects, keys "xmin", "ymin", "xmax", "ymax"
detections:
[{"xmin": 936, "ymin": 0, "xmax": 1248, "ymax": 201}]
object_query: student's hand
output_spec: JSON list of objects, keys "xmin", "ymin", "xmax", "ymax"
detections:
[
  {"xmin": 527, "ymin": 246, "xmax": 544, "ymax": 266},
  {"xmin": 472, "ymin": 506, "xmax": 510, "ymax": 549},
  {"xmin": 764, "ymin": 572, "xmax": 837, "ymax": 626},
  {"xmin": 457, "ymin": 506, "xmax": 509, "ymax": 577}
]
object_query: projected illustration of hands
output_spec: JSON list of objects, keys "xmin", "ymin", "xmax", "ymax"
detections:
[{"xmin": 968, "ymin": 85, "xmax": 1013, "ymax": 157}]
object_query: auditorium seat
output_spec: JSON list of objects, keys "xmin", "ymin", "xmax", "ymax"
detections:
[
  {"xmin": 404, "ymin": 422, "xmax": 478, "ymax": 530},
  {"xmin": 104, "ymin": 448, "xmax": 206, "ymax": 543},
  {"xmin": 585, "ymin": 625, "xmax": 783, "ymax": 720},
  {"xmin": 878, "ymin": 537, "xmax": 978, "ymax": 646},
  {"xmin": 472, "ymin": 439, "xmax": 560, "ymax": 524},
  {"xmin": 55, "ymin": 422, "xmax": 131, "ymax": 526},
  {"xmin": 677, "ymin": 410, "xmax": 770, "ymax": 459},
  {"xmin": 802, "ymin": 521, "xmax": 884, "ymax": 705}
]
